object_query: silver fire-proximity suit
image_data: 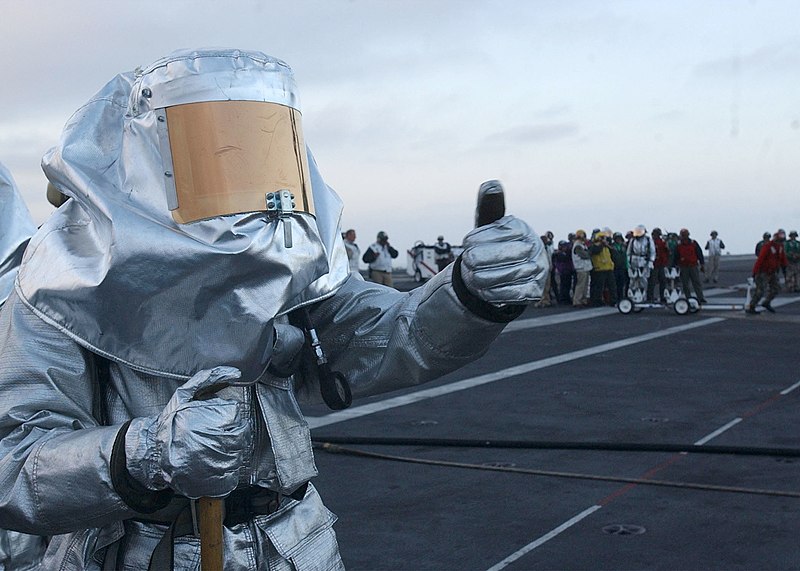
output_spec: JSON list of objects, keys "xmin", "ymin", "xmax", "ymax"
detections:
[
  {"xmin": 626, "ymin": 226, "xmax": 655, "ymax": 301},
  {"xmin": 0, "ymin": 49, "xmax": 549, "ymax": 570},
  {"xmin": 0, "ymin": 165, "xmax": 46, "ymax": 571},
  {"xmin": 0, "ymin": 163, "xmax": 36, "ymax": 307}
]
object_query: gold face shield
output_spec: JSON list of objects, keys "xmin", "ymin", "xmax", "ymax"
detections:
[{"xmin": 161, "ymin": 100, "xmax": 314, "ymax": 224}]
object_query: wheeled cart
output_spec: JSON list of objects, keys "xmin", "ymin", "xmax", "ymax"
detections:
[{"xmin": 618, "ymin": 266, "xmax": 700, "ymax": 315}]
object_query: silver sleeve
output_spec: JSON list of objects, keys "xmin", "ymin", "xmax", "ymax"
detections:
[
  {"xmin": 0, "ymin": 293, "xmax": 135, "ymax": 534},
  {"xmin": 295, "ymin": 264, "xmax": 512, "ymax": 402}
]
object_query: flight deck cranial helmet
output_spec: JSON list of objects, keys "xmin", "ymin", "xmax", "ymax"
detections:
[
  {"xmin": 136, "ymin": 50, "xmax": 315, "ymax": 224},
  {"xmin": 633, "ymin": 225, "xmax": 646, "ymax": 238}
]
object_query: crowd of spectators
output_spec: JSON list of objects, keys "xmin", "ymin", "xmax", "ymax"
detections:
[
  {"xmin": 344, "ymin": 225, "xmax": 800, "ymax": 312},
  {"xmin": 536, "ymin": 226, "xmax": 726, "ymax": 308}
]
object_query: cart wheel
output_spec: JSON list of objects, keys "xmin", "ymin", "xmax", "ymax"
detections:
[
  {"xmin": 414, "ymin": 269, "xmax": 422, "ymax": 283},
  {"xmin": 687, "ymin": 296, "xmax": 700, "ymax": 313},
  {"xmin": 618, "ymin": 298, "xmax": 633, "ymax": 314},
  {"xmin": 674, "ymin": 298, "xmax": 690, "ymax": 315}
]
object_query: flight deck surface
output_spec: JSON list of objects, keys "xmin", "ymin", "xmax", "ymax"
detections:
[{"xmin": 303, "ymin": 256, "xmax": 799, "ymax": 571}]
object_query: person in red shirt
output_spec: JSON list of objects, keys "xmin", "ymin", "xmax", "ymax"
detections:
[
  {"xmin": 673, "ymin": 228, "xmax": 706, "ymax": 303},
  {"xmin": 746, "ymin": 229, "xmax": 789, "ymax": 314}
]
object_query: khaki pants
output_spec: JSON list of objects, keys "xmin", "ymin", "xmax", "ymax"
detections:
[
  {"xmin": 750, "ymin": 272, "xmax": 780, "ymax": 308},
  {"xmin": 369, "ymin": 269, "xmax": 394, "ymax": 287},
  {"xmin": 572, "ymin": 271, "xmax": 590, "ymax": 306},
  {"xmin": 704, "ymin": 254, "xmax": 721, "ymax": 282}
]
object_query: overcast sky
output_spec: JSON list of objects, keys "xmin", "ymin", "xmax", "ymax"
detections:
[{"xmin": 2, "ymin": 0, "xmax": 798, "ymax": 258}]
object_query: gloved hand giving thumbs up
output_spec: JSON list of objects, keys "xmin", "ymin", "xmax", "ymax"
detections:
[{"xmin": 457, "ymin": 180, "xmax": 550, "ymax": 307}]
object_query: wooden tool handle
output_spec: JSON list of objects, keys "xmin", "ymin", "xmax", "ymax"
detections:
[{"xmin": 198, "ymin": 497, "xmax": 224, "ymax": 571}]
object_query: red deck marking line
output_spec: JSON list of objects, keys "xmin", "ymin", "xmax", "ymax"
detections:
[
  {"xmin": 741, "ymin": 393, "xmax": 783, "ymax": 419},
  {"xmin": 597, "ymin": 453, "xmax": 686, "ymax": 506}
]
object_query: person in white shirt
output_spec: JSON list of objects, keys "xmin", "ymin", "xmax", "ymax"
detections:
[
  {"xmin": 704, "ymin": 230, "xmax": 725, "ymax": 283},
  {"xmin": 433, "ymin": 235, "xmax": 454, "ymax": 272},
  {"xmin": 343, "ymin": 229, "xmax": 361, "ymax": 275},
  {"xmin": 363, "ymin": 230, "xmax": 398, "ymax": 286}
]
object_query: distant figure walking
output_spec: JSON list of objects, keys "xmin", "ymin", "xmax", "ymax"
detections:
[
  {"xmin": 363, "ymin": 230, "xmax": 398, "ymax": 286},
  {"xmin": 746, "ymin": 229, "xmax": 788, "ymax": 314},
  {"xmin": 704, "ymin": 230, "xmax": 725, "ymax": 283}
]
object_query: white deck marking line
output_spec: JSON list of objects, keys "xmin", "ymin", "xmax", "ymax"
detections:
[
  {"xmin": 484, "ymin": 414, "xmax": 746, "ymax": 570},
  {"xmin": 704, "ymin": 287, "xmax": 736, "ymax": 296},
  {"xmin": 476, "ymin": 299, "xmax": 797, "ymax": 570},
  {"xmin": 780, "ymin": 380, "xmax": 800, "ymax": 395},
  {"xmin": 483, "ymin": 505, "xmax": 602, "ymax": 571},
  {"xmin": 762, "ymin": 296, "xmax": 800, "ymax": 308},
  {"xmin": 693, "ymin": 418, "xmax": 743, "ymax": 446},
  {"xmin": 502, "ymin": 307, "xmax": 616, "ymax": 333},
  {"xmin": 307, "ymin": 317, "xmax": 725, "ymax": 429}
]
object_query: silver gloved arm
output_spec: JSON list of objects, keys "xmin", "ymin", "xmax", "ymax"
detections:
[
  {"xmin": 295, "ymin": 215, "xmax": 548, "ymax": 402},
  {"xmin": 0, "ymin": 294, "xmax": 139, "ymax": 534},
  {"xmin": 0, "ymin": 294, "xmax": 250, "ymax": 534}
]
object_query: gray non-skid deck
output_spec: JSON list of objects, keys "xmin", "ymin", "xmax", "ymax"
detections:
[{"xmin": 303, "ymin": 256, "xmax": 800, "ymax": 570}]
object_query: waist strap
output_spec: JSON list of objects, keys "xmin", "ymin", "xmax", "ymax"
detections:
[{"xmin": 104, "ymin": 484, "xmax": 308, "ymax": 571}]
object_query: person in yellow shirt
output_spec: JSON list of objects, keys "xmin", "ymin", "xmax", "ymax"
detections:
[{"xmin": 589, "ymin": 230, "xmax": 617, "ymax": 306}]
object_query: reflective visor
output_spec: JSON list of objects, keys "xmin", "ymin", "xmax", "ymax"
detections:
[{"xmin": 165, "ymin": 101, "xmax": 313, "ymax": 224}]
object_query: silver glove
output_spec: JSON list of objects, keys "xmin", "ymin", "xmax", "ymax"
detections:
[
  {"xmin": 460, "ymin": 215, "xmax": 549, "ymax": 305},
  {"xmin": 125, "ymin": 366, "xmax": 250, "ymax": 499}
]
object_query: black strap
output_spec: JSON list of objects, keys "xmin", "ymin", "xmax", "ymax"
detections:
[
  {"xmin": 102, "ymin": 537, "xmax": 122, "ymax": 571},
  {"xmin": 110, "ymin": 421, "xmax": 173, "ymax": 513},
  {"xmin": 147, "ymin": 506, "xmax": 190, "ymax": 571},
  {"xmin": 143, "ymin": 485, "xmax": 304, "ymax": 571},
  {"xmin": 93, "ymin": 356, "xmax": 110, "ymax": 426}
]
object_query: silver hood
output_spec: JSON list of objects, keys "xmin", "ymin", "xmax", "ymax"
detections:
[
  {"xmin": 0, "ymin": 162, "xmax": 36, "ymax": 306},
  {"xmin": 17, "ymin": 48, "xmax": 350, "ymax": 381}
]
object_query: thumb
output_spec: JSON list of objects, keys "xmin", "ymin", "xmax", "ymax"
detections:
[{"xmin": 175, "ymin": 366, "xmax": 242, "ymax": 402}]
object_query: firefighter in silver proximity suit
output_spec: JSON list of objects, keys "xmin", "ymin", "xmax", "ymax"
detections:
[
  {"xmin": 0, "ymin": 49, "xmax": 549, "ymax": 570},
  {"xmin": 0, "ymin": 163, "xmax": 47, "ymax": 571},
  {"xmin": 626, "ymin": 224, "xmax": 656, "ymax": 303},
  {"xmin": 0, "ymin": 162, "xmax": 37, "ymax": 307}
]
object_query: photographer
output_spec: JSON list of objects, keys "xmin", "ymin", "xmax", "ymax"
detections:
[
  {"xmin": 589, "ymin": 230, "xmax": 617, "ymax": 307},
  {"xmin": 363, "ymin": 230, "xmax": 399, "ymax": 286}
]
